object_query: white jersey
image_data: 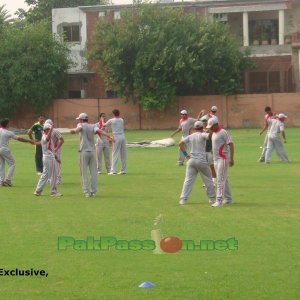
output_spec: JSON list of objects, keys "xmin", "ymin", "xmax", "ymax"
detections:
[
  {"xmin": 41, "ymin": 134, "xmax": 54, "ymax": 159},
  {"xmin": 264, "ymin": 113, "xmax": 273, "ymax": 132},
  {"xmin": 0, "ymin": 128, "xmax": 18, "ymax": 149},
  {"xmin": 105, "ymin": 117, "xmax": 125, "ymax": 136},
  {"xmin": 211, "ymin": 128, "xmax": 233, "ymax": 161},
  {"xmin": 179, "ymin": 118, "xmax": 197, "ymax": 138},
  {"xmin": 77, "ymin": 123, "xmax": 98, "ymax": 152},
  {"xmin": 268, "ymin": 119, "xmax": 284, "ymax": 139},
  {"xmin": 52, "ymin": 128, "xmax": 62, "ymax": 150},
  {"xmin": 182, "ymin": 131, "xmax": 209, "ymax": 163}
]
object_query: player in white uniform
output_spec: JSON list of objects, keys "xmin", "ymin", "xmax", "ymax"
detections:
[
  {"xmin": 258, "ymin": 106, "xmax": 274, "ymax": 162},
  {"xmin": 265, "ymin": 114, "xmax": 289, "ymax": 163},
  {"xmin": 70, "ymin": 113, "xmax": 113, "ymax": 197},
  {"xmin": 206, "ymin": 117, "xmax": 234, "ymax": 207},
  {"xmin": 0, "ymin": 118, "xmax": 35, "ymax": 186},
  {"xmin": 179, "ymin": 121, "xmax": 216, "ymax": 205},
  {"xmin": 34, "ymin": 123, "xmax": 61, "ymax": 196},
  {"xmin": 96, "ymin": 113, "xmax": 111, "ymax": 174},
  {"xmin": 104, "ymin": 109, "xmax": 126, "ymax": 175},
  {"xmin": 44, "ymin": 119, "xmax": 64, "ymax": 184},
  {"xmin": 171, "ymin": 109, "xmax": 202, "ymax": 166}
]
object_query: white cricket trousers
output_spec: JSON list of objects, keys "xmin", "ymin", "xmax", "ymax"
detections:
[
  {"xmin": 35, "ymin": 157, "xmax": 58, "ymax": 194},
  {"xmin": 110, "ymin": 135, "xmax": 126, "ymax": 173},
  {"xmin": 80, "ymin": 151, "xmax": 97, "ymax": 194},
  {"xmin": 259, "ymin": 134, "xmax": 268, "ymax": 161},
  {"xmin": 180, "ymin": 159, "xmax": 216, "ymax": 202},
  {"xmin": 214, "ymin": 159, "xmax": 233, "ymax": 203},
  {"xmin": 265, "ymin": 136, "xmax": 289, "ymax": 163},
  {"xmin": 0, "ymin": 148, "xmax": 15, "ymax": 183},
  {"xmin": 177, "ymin": 139, "xmax": 190, "ymax": 165},
  {"xmin": 96, "ymin": 140, "xmax": 111, "ymax": 173}
]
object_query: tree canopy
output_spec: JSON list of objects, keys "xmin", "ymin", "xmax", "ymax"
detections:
[
  {"xmin": 89, "ymin": 3, "xmax": 252, "ymax": 111},
  {"xmin": 0, "ymin": 21, "xmax": 72, "ymax": 115}
]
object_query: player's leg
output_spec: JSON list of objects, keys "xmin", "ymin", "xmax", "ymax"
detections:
[
  {"xmin": 49, "ymin": 158, "xmax": 60, "ymax": 195},
  {"xmin": 177, "ymin": 138, "xmax": 185, "ymax": 166},
  {"xmin": 89, "ymin": 152, "xmax": 98, "ymax": 195},
  {"xmin": 274, "ymin": 139, "xmax": 289, "ymax": 162},
  {"xmin": 80, "ymin": 152, "xmax": 90, "ymax": 195},
  {"xmin": 119, "ymin": 137, "xmax": 126, "ymax": 173},
  {"xmin": 199, "ymin": 163, "xmax": 216, "ymax": 203},
  {"xmin": 258, "ymin": 134, "xmax": 268, "ymax": 162},
  {"xmin": 35, "ymin": 158, "xmax": 50, "ymax": 194},
  {"xmin": 0, "ymin": 150, "xmax": 5, "ymax": 185},
  {"xmin": 3, "ymin": 149, "xmax": 15, "ymax": 185},
  {"xmin": 97, "ymin": 145, "xmax": 104, "ymax": 173},
  {"xmin": 103, "ymin": 144, "xmax": 111, "ymax": 173},
  {"xmin": 223, "ymin": 176, "xmax": 233, "ymax": 204},
  {"xmin": 110, "ymin": 137, "xmax": 121, "ymax": 174},
  {"xmin": 179, "ymin": 159, "xmax": 197, "ymax": 204},
  {"xmin": 265, "ymin": 137, "xmax": 274, "ymax": 163},
  {"xmin": 213, "ymin": 159, "xmax": 228, "ymax": 206},
  {"xmin": 56, "ymin": 149, "xmax": 62, "ymax": 184},
  {"xmin": 35, "ymin": 144, "xmax": 43, "ymax": 173}
]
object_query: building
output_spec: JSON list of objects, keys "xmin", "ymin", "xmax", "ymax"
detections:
[{"xmin": 52, "ymin": 0, "xmax": 300, "ymax": 98}]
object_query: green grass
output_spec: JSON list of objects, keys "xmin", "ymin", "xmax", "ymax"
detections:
[{"xmin": 0, "ymin": 129, "xmax": 299, "ymax": 300}]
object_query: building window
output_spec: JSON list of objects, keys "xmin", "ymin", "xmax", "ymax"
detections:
[
  {"xmin": 114, "ymin": 11, "xmax": 121, "ymax": 20},
  {"xmin": 69, "ymin": 90, "xmax": 81, "ymax": 98},
  {"xmin": 249, "ymin": 20, "xmax": 278, "ymax": 45},
  {"xmin": 63, "ymin": 25, "xmax": 80, "ymax": 42},
  {"xmin": 98, "ymin": 11, "xmax": 106, "ymax": 18},
  {"xmin": 106, "ymin": 90, "xmax": 118, "ymax": 98},
  {"xmin": 213, "ymin": 13, "xmax": 228, "ymax": 24}
]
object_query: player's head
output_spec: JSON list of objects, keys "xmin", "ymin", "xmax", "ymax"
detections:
[
  {"xmin": 210, "ymin": 106, "xmax": 218, "ymax": 114},
  {"xmin": 76, "ymin": 113, "xmax": 89, "ymax": 123},
  {"xmin": 265, "ymin": 106, "xmax": 272, "ymax": 113},
  {"xmin": 206, "ymin": 117, "xmax": 219, "ymax": 132},
  {"xmin": 43, "ymin": 122, "xmax": 52, "ymax": 132},
  {"xmin": 0, "ymin": 118, "xmax": 9, "ymax": 128},
  {"xmin": 38, "ymin": 115, "xmax": 45, "ymax": 125},
  {"xmin": 99, "ymin": 113, "xmax": 106, "ymax": 119},
  {"xmin": 200, "ymin": 115, "xmax": 209, "ymax": 125},
  {"xmin": 194, "ymin": 121, "xmax": 204, "ymax": 130},
  {"xmin": 112, "ymin": 109, "xmax": 120, "ymax": 117},
  {"xmin": 278, "ymin": 113, "xmax": 287, "ymax": 122},
  {"xmin": 45, "ymin": 119, "xmax": 53, "ymax": 126},
  {"xmin": 180, "ymin": 110, "xmax": 188, "ymax": 119}
]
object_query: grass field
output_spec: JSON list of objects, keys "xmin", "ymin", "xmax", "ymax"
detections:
[{"xmin": 0, "ymin": 128, "xmax": 299, "ymax": 300}]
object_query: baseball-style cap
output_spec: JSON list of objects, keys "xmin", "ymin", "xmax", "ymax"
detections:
[
  {"xmin": 200, "ymin": 115, "xmax": 209, "ymax": 122},
  {"xmin": 211, "ymin": 106, "xmax": 218, "ymax": 112},
  {"xmin": 76, "ymin": 113, "xmax": 88, "ymax": 120},
  {"xmin": 43, "ymin": 123, "xmax": 52, "ymax": 130},
  {"xmin": 194, "ymin": 121, "xmax": 204, "ymax": 128},
  {"xmin": 180, "ymin": 110, "xmax": 188, "ymax": 115},
  {"xmin": 278, "ymin": 113, "xmax": 287, "ymax": 119},
  {"xmin": 44, "ymin": 119, "xmax": 53, "ymax": 126},
  {"xmin": 206, "ymin": 117, "xmax": 219, "ymax": 129}
]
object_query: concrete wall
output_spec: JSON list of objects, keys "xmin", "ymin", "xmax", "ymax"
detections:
[{"xmin": 8, "ymin": 93, "xmax": 300, "ymax": 130}]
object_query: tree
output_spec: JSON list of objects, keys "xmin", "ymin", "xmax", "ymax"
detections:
[
  {"xmin": 0, "ymin": 21, "xmax": 72, "ymax": 115},
  {"xmin": 89, "ymin": 3, "xmax": 253, "ymax": 111},
  {"xmin": 17, "ymin": 0, "xmax": 108, "ymax": 23},
  {"xmin": 0, "ymin": 4, "xmax": 11, "ymax": 27}
]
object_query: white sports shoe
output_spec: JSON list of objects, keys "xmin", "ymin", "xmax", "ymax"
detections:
[
  {"xmin": 179, "ymin": 199, "xmax": 187, "ymax": 205},
  {"xmin": 108, "ymin": 172, "xmax": 117, "ymax": 175},
  {"xmin": 211, "ymin": 201, "xmax": 223, "ymax": 207},
  {"xmin": 223, "ymin": 199, "xmax": 233, "ymax": 204},
  {"xmin": 34, "ymin": 191, "xmax": 42, "ymax": 196},
  {"xmin": 50, "ymin": 192, "xmax": 63, "ymax": 197},
  {"xmin": 97, "ymin": 171, "xmax": 102, "ymax": 174},
  {"xmin": 117, "ymin": 171, "xmax": 126, "ymax": 175}
]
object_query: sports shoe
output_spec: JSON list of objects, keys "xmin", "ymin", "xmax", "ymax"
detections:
[
  {"xmin": 50, "ymin": 192, "xmax": 63, "ymax": 197},
  {"xmin": 3, "ymin": 180, "xmax": 12, "ymax": 187},
  {"xmin": 211, "ymin": 201, "xmax": 223, "ymax": 207},
  {"xmin": 209, "ymin": 199, "xmax": 215, "ymax": 204},
  {"xmin": 97, "ymin": 171, "xmax": 102, "ymax": 174},
  {"xmin": 85, "ymin": 193, "xmax": 91, "ymax": 198},
  {"xmin": 34, "ymin": 191, "xmax": 42, "ymax": 196},
  {"xmin": 117, "ymin": 171, "xmax": 126, "ymax": 175},
  {"xmin": 179, "ymin": 199, "xmax": 187, "ymax": 205},
  {"xmin": 108, "ymin": 172, "xmax": 117, "ymax": 175},
  {"xmin": 223, "ymin": 199, "xmax": 233, "ymax": 204},
  {"xmin": 202, "ymin": 184, "xmax": 206, "ymax": 187},
  {"xmin": 90, "ymin": 192, "xmax": 96, "ymax": 197},
  {"xmin": 37, "ymin": 172, "xmax": 42, "ymax": 176}
]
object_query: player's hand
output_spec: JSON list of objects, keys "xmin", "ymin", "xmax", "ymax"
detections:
[
  {"xmin": 29, "ymin": 140, "xmax": 36, "ymax": 145},
  {"xmin": 229, "ymin": 160, "xmax": 234, "ymax": 167},
  {"xmin": 186, "ymin": 155, "xmax": 191, "ymax": 161}
]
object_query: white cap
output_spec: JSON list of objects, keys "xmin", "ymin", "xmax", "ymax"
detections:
[
  {"xmin": 43, "ymin": 123, "xmax": 52, "ymax": 130},
  {"xmin": 194, "ymin": 121, "xmax": 204, "ymax": 128},
  {"xmin": 200, "ymin": 115, "xmax": 209, "ymax": 122},
  {"xmin": 206, "ymin": 117, "xmax": 219, "ymax": 129},
  {"xmin": 211, "ymin": 106, "xmax": 218, "ymax": 112},
  {"xmin": 278, "ymin": 113, "xmax": 287, "ymax": 119},
  {"xmin": 76, "ymin": 113, "xmax": 88, "ymax": 120},
  {"xmin": 45, "ymin": 119, "xmax": 53, "ymax": 126},
  {"xmin": 180, "ymin": 110, "xmax": 187, "ymax": 115}
]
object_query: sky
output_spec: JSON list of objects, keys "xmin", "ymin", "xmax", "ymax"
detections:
[{"xmin": 0, "ymin": 0, "xmax": 133, "ymax": 16}]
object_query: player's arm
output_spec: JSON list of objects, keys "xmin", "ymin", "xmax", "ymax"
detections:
[
  {"xmin": 229, "ymin": 143, "xmax": 234, "ymax": 167},
  {"xmin": 70, "ymin": 127, "xmax": 82, "ymax": 134},
  {"xmin": 197, "ymin": 109, "xmax": 206, "ymax": 120},
  {"xmin": 55, "ymin": 136, "xmax": 64, "ymax": 151},
  {"xmin": 17, "ymin": 137, "xmax": 35, "ymax": 145},
  {"xmin": 179, "ymin": 139, "xmax": 190, "ymax": 160},
  {"xmin": 96, "ymin": 129, "xmax": 114, "ymax": 142},
  {"xmin": 259, "ymin": 121, "xmax": 268, "ymax": 135},
  {"xmin": 27, "ymin": 127, "xmax": 34, "ymax": 140},
  {"xmin": 281, "ymin": 130, "xmax": 287, "ymax": 143},
  {"xmin": 171, "ymin": 127, "xmax": 181, "ymax": 137}
]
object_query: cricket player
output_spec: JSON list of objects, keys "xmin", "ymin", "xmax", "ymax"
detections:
[
  {"xmin": 28, "ymin": 115, "xmax": 45, "ymax": 175},
  {"xmin": 265, "ymin": 113, "xmax": 289, "ymax": 163},
  {"xmin": 34, "ymin": 123, "xmax": 61, "ymax": 196},
  {"xmin": 258, "ymin": 106, "xmax": 274, "ymax": 162},
  {"xmin": 0, "ymin": 118, "xmax": 35, "ymax": 186},
  {"xmin": 179, "ymin": 121, "xmax": 216, "ymax": 205},
  {"xmin": 44, "ymin": 119, "xmax": 64, "ymax": 184},
  {"xmin": 96, "ymin": 113, "xmax": 111, "ymax": 174},
  {"xmin": 206, "ymin": 117, "xmax": 234, "ymax": 207},
  {"xmin": 171, "ymin": 109, "xmax": 202, "ymax": 166},
  {"xmin": 70, "ymin": 113, "xmax": 113, "ymax": 197},
  {"xmin": 104, "ymin": 109, "xmax": 126, "ymax": 175}
]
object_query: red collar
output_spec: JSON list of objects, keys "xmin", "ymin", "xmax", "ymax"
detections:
[{"xmin": 195, "ymin": 129, "xmax": 203, "ymax": 132}]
